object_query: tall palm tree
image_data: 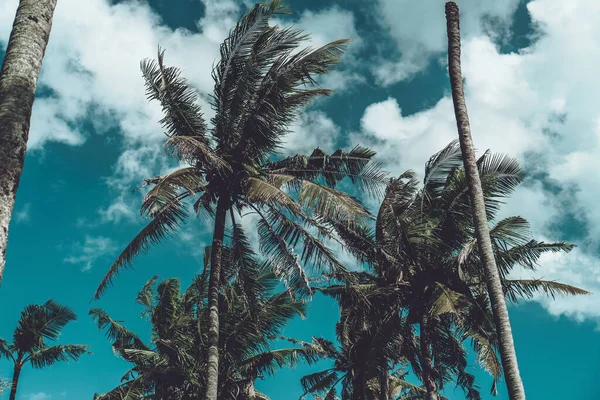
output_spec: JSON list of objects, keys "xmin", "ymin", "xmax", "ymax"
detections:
[
  {"xmin": 93, "ymin": 1, "xmax": 383, "ymax": 398},
  {"xmin": 445, "ymin": 3, "xmax": 526, "ymax": 398},
  {"xmin": 323, "ymin": 142, "xmax": 588, "ymax": 399},
  {"xmin": 0, "ymin": 300, "xmax": 90, "ymax": 400},
  {"xmin": 0, "ymin": 0, "xmax": 58, "ymax": 282},
  {"xmin": 93, "ymin": 239, "xmax": 322, "ymax": 400}
]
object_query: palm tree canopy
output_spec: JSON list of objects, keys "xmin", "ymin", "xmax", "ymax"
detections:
[
  {"xmin": 0, "ymin": 299, "xmax": 89, "ymax": 367},
  {"xmin": 94, "ymin": 0, "xmax": 386, "ymax": 300},
  {"xmin": 321, "ymin": 141, "xmax": 588, "ymax": 397},
  {"xmin": 93, "ymin": 243, "xmax": 324, "ymax": 400}
]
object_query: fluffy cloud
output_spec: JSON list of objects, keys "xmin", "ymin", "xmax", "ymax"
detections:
[
  {"xmin": 64, "ymin": 235, "xmax": 118, "ymax": 272},
  {"xmin": 14, "ymin": 202, "xmax": 31, "ymax": 223},
  {"xmin": 27, "ymin": 392, "xmax": 51, "ymax": 400},
  {"xmin": 356, "ymin": 0, "xmax": 600, "ymax": 320},
  {"xmin": 0, "ymin": 0, "xmax": 362, "ymax": 224},
  {"xmin": 283, "ymin": 111, "xmax": 341, "ymax": 155},
  {"xmin": 374, "ymin": 0, "xmax": 521, "ymax": 85}
]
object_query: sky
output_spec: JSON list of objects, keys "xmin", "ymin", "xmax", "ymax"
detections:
[{"xmin": 1, "ymin": 0, "xmax": 600, "ymax": 398}]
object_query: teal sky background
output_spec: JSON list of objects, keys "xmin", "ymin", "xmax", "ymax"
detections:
[{"xmin": 1, "ymin": 0, "xmax": 599, "ymax": 399}]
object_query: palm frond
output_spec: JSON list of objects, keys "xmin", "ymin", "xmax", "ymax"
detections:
[
  {"xmin": 27, "ymin": 344, "xmax": 90, "ymax": 368},
  {"xmin": 266, "ymin": 146, "xmax": 387, "ymax": 197},
  {"xmin": 244, "ymin": 177, "xmax": 301, "ymax": 213},
  {"xmin": 299, "ymin": 180, "xmax": 369, "ymax": 224},
  {"xmin": 0, "ymin": 338, "xmax": 14, "ymax": 361},
  {"xmin": 503, "ymin": 279, "xmax": 590, "ymax": 303},
  {"xmin": 89, "ymin": 309, "xmax": 149, "ymax": 351},
  {"xmin": 136, "ymin": 275, "xmax": 159, "ymax": 320},
  {"xmin": 94, "ymin": 194, "xmax": 190, "ymax": 299}
]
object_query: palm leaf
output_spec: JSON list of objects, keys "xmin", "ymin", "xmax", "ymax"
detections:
[
  {"xmin": 94, "ymin": 194, "xmax": 190, "ymax": 299},
  {"xmin": 27, "ymin": 344, "xmax": 90, "ymax": 368},
  {"xmin": 503, "ymin": 279, "xmax": 590, "ymax": 303}
]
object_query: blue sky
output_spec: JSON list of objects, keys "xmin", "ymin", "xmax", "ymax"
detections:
[{"xmin": 1, "ymin": 0, "xmax": 600, "ymax": 399}]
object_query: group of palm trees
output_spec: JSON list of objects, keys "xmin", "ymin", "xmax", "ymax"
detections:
[{"xmin": 0, "ymin": 0, "xmax": 590, "ymax": 399}]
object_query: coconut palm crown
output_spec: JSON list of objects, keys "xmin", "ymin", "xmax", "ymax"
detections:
[{"xmin": 93, "ymin": 3, "xmax": 385, "ymax": 398}]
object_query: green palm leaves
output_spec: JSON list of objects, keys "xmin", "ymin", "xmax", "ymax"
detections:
[
  {"xmin": 0, "ymin": 300, "xmax": 89, "ymax": 400},
  {"xmin": 93, "ymin": 250, "xmax": 321, "ymax": 400},
  {"xmin": 310, "ymin": 141, "xmax": 588, "ymax": 400},
  {"xmin": 94, "ymin": 0, "xmax": 383, "ymax": 301}
]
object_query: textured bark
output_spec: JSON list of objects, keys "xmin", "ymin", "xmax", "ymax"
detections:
[
  {"xmin": 445, "ymin": 3, "xmax": 526, "ymax": 399},
  {"xmin": 379, "ymin": 359, "xmax": 389, "ymax": 400},
  {"xmin": 420, "ymin": 315, "xmax": 439, "ymax": 400},
  {"xmin": 8, "ymin": 362, "xmax": 22, "ymax": 400},
  {"xmin": 204, "ymin": 198, "xmax": 228, "ymax": 400},
  {"xmin": 0, "ymin": 0, "xmax": 57, "ymax": 283}
]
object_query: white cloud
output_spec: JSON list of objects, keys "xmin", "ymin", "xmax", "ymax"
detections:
[
  {"xmin": 27, "ymin": 393, "xmax": 51, "ymax": 400},
  {"xmin": 14, "ymin": 203, "xmax": 31, "ymax": 223},
  {"xmin": 64, "ymin": 235, "xmax": 118, "ymax": 272},
  {"xmin": 374, "ymin": 0, "xmax": 521, "ymax": 85},
  {"xmin": 283, "ymin": 111, "xmax": 341, "ymax": 155},
  {"xmin": 355, "ymin": 0, "xmax": 600, "ymax": 320},
  {"xmin": 0, "ymin": 0, "xmax": 362, "ymax": 224}
]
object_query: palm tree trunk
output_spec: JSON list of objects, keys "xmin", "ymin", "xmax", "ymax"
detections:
[
  {"xmin": 204, "ymin": 197, "xmax": 228, "ymax": 400},
  {"xmin": 379, "ymin": 359, "xmax": 389, "ymax": 400},
  {"xmin": 420, "ymin": 315, "xmax": 438, "ymax": 400},
  {"xmin": 0, "ymin": 0, "xmax": 57, "ymax": 283},
  {"xmin": 9, "ymin": 362, "xmax": 22, "ymax": 400},
  {"xmin": 444, "ymin": 3, "xmax": 526, "ymax": 399}
]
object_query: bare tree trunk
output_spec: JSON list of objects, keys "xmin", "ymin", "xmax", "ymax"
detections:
[
  {"xmin": 204, "ymin": 197, "xmax": 228, "ymax": 400},
  {"xmin": 0, "ymin": 0, "xmax": 57, "ymax": 283},
  {"xmin": 8, "ymin": 362, "xmax": 22, "ymax": 400},
  {"xmin": 444, "ymin": 2, "xmax": 526, "ymax": 399},
  {"xmin": 379, "ymin": 358, "xmax": 389, "ymax": 400},
  {"xmin": 420, "ymin": 315, "xmax": 439, "ymax": 400}
]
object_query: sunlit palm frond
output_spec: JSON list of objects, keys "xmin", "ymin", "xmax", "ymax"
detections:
[
  {"xmin": 503, "ymin": 279, "xmax": 590, "ymax": 303},
  {"xmin": 244, "ymin": 177, "xmax": 301, "ymax": 213},
  {"xmin": 141, "ymin": 167, "xmax": 205, "ymax": 218},
  {"xmin": 299, "ymin": 180, "xmax": 370, "ymax": 224}
]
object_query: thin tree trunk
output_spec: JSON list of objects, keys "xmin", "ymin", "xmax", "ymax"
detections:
[
  {"xmin": 379, "ymin": 358, "xmax": 389, "ymax": 400},
  {"xmin": 420, "ymin": 315, "xmax": 439, "ymax": 400},
  {"xmin": 444, "ymin": 3, "xmax": 526, "ymax": 399},
  {"xmin": 0, "ymin": 0, "xmax": 58, "ymax": 283},
  {"xmin": 9, "ymin": 362, "xmax": 22, "ymax": 400},
  {"xmin": 204, "ymin": 197, "xmax": 228, "ymax": 400}
]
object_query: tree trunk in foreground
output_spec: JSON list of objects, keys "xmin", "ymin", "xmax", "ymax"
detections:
[
  {"xmin": 445, "ymin": 2, "xmax": 526, "ymax": 399},
  {"xmin": 204, "ymin": 197, "xmax": 228, "ymax": 400},
  {"xmin": 379, "ymin": 358, "xmax": 389, "ymax": 400},
  {"xmin": 420, "ymin": 315, "xmax": 439, "ymax": 400},
  {"xmin": 8, "ymin": 363, "xmax": 22, "ymax": 400},
  {"xmin": 0, "ymin": 0, "xmax": 58, "ymax": 283}
]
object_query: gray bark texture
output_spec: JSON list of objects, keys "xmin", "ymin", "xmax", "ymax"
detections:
[
  {"xmin": 204, "ymin": 198, "xmax": 228, "ymax": 400},
  {"xmin": 445, "ymin": 2, "xmax": 526, "ymax": 399},
  {"xmin": 420, "ymin": 315, "xmax": 439, "ymax": 400},
  {"xmin": 0, "ymin": 0, "xmax": 57, "ymax": 283}
]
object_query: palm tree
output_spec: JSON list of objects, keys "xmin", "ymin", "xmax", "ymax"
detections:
[
  {"xmin": 445, "ymin": 3, "xmax": 527, "ymax": 398},
  {"xmin": 0, "ymin": 0, "xmax": 58, "ymax": 282},
  {"xmin": 93, "ymin": 1, "xmax": 383, "ymax": 398},
  {"xmin": 0, "ymin": 300, "xmax": 90, "ymax": 400},
  {"xmin": 93, "ymin": 239, "xmax": 322, "ymax": 400},
  {"xmin": 323, "ymin": 142, "xmax": 588, "ymax": 399}
]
